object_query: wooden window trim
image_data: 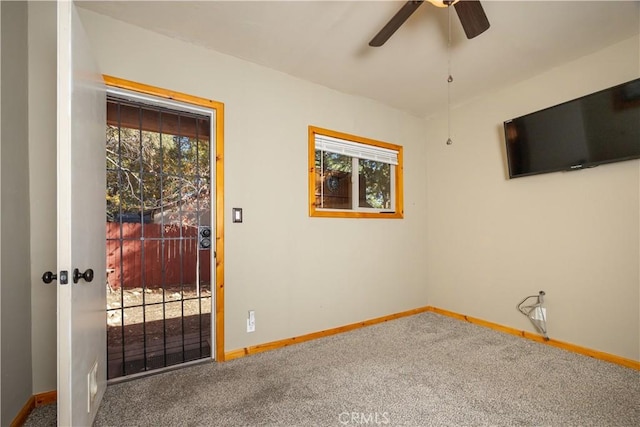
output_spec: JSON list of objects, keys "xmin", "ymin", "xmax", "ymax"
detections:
[{"xmin": 308, "ymin": 125, "xmax": 404, "ymax": 219}]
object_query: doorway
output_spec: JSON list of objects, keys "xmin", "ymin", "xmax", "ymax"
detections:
[{"xmin": 105, "ymin": 89, "xmax": 215, "ymax": 379}]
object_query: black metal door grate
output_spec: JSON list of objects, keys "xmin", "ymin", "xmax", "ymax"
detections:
[{"xmin": 105, "ymin": 95, "xmax": 212, "ymax": 379}]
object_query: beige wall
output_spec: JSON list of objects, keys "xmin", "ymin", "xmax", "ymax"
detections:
[
  {"xmin": 425, "ymin": 36, "xmax": 640, "ymax": 360},
  {"xmin": 19, "ymin": 5, "xmax": 638, "ymax": 403},
  {"xmin": 28, "ymin": 1, "xmax": 57, "ymax": 394},
  {"xmin": 1, "ymin": 1, "xmax": 33, "ymax": 425},
  {"xmin": 77, "ymin": 9, "xmax": 430, "ymax": 353}
]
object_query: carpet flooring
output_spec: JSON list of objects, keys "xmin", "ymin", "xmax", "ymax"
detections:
[{"xmin": 24, "ymin": 312, "xmax": 639, "ymax": 426}]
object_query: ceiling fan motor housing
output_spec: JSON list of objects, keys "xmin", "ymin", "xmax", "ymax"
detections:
[{"xmin": 369, "ymin": 0, "xmax": 490, "ymax": 47}]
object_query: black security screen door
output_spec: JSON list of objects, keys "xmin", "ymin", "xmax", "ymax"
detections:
[{"xmin": 105, "ymin": 95, "xmax": 212, "ymax": 379}]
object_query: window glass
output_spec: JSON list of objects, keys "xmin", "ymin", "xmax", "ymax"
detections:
[
  {"xmin": 358, "ymin": 159, "xmax": 391, "ymax": 209},
  {"xmin": 315, "ymin": 151, "xmax": 352, "ymax": 210}
]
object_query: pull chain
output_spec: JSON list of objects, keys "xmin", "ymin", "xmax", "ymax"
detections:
[{"xmin": 446, "ymin": 3, "xmax": 453, "ymax": 146}]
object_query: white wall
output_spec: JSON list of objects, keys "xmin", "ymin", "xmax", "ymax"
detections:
[
  {"xmin": 77, "ymin": 9, "xmax": 430, "ymax": 353},
  {"xmin": 1, "ymin": 1, "xmax": 33, "ymax": 424},
  {"xmin": 425, "ymin": 36, "xmax": 640, "ymax": 360},
  {"xmin": 28, "ymin": 0, "xmax": 57, "ymax": 394}
]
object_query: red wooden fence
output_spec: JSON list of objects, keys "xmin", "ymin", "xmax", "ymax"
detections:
[{"xmin": 106, "ymin": 223, "xmax": 211, "ymax": 290}]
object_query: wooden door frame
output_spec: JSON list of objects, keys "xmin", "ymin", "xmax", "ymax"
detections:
[{"xmin": 102, "ymin": 75, "xmax": 225, "ymax": 361}]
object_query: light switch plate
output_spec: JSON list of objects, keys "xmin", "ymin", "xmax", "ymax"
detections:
[{"xmin": 232, "ymin": 208, "xmax": 243, "ymax": 223}]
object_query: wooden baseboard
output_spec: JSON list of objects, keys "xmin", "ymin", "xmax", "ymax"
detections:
[
  {"xmin": 34, "ymin": 390, "xmax": 57, "ymax": 407},
  {"xmin": 225, "ymin": 306, "xmax": 432, "ymax": 361},
  {"xmin": 10, "ymin": 391, "xmax": 57, "ymax": 427},
  {"xmin": 10, "ymin": 396, "xmax": 34, "ymax": 427},
  {"xmin": 225, "ymin": 304, "xmax": 639, "ymax": 371},
  {"xmin": 426, "ymin": 306, "xmax": 640, "ymax": 371}
]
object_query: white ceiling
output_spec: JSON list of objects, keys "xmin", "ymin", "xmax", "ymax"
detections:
[{"xmin": 77, "ymin": 1, "xmax": 640, "ymax": 118}]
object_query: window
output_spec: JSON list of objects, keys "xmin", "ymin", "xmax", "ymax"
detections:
[{"xmin": 309, "ymin": 126, "xmax": 403, "ymax": 219}]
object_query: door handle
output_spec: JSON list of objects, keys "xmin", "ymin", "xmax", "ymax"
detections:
[
  {"xmin": 42, "ymin": 271, "xmax": 57, "ymax": 284},
  {"xmin": 73, "ymin": 268, "xmax": 94, "ymax": 284}
]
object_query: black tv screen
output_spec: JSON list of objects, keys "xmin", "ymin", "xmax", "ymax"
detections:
[{"xmin": 504, "ymin": 78, "xmax": 640, "ymax": 178}]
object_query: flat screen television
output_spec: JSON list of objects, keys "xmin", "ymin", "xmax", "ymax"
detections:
[{"xmin": 504, "ymin": 78, "xmax": 640, "ymax": 179}]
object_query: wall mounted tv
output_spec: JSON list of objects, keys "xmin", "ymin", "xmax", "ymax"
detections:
[{"xmin": 504, "ymin": 78, "xmax": 640, "ymax": 179}]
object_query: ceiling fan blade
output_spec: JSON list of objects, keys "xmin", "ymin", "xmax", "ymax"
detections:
[
  {"xmin": 369, "ymin": 1, "xmax": 425, "ymax": 47},
  {"xmin": 454, "ymin": 0, "xmax": 490, "ymax": 39}
]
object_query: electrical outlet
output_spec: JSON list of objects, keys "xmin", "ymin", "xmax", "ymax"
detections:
[
  {"xmin": 247, "ymin": 310, "xmax": 255, "ymax": 333},
  {"xmin": 87, "ymin": 360, "xmax": 98, "ymax": 413}
]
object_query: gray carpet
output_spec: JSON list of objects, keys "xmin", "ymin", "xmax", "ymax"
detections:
[{"xmin": 24, "ymin": 312, "xmax": 639, "ymax": 426}]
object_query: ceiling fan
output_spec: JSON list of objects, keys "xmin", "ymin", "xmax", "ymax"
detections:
[{"xmin": 369, "ymin": 0, "xmax": 490, "ymax": 47}]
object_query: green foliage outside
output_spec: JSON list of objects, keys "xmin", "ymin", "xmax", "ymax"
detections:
[{"xmin": 106, "ymin": 126, "xmax": 210, "ymax": 225}]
